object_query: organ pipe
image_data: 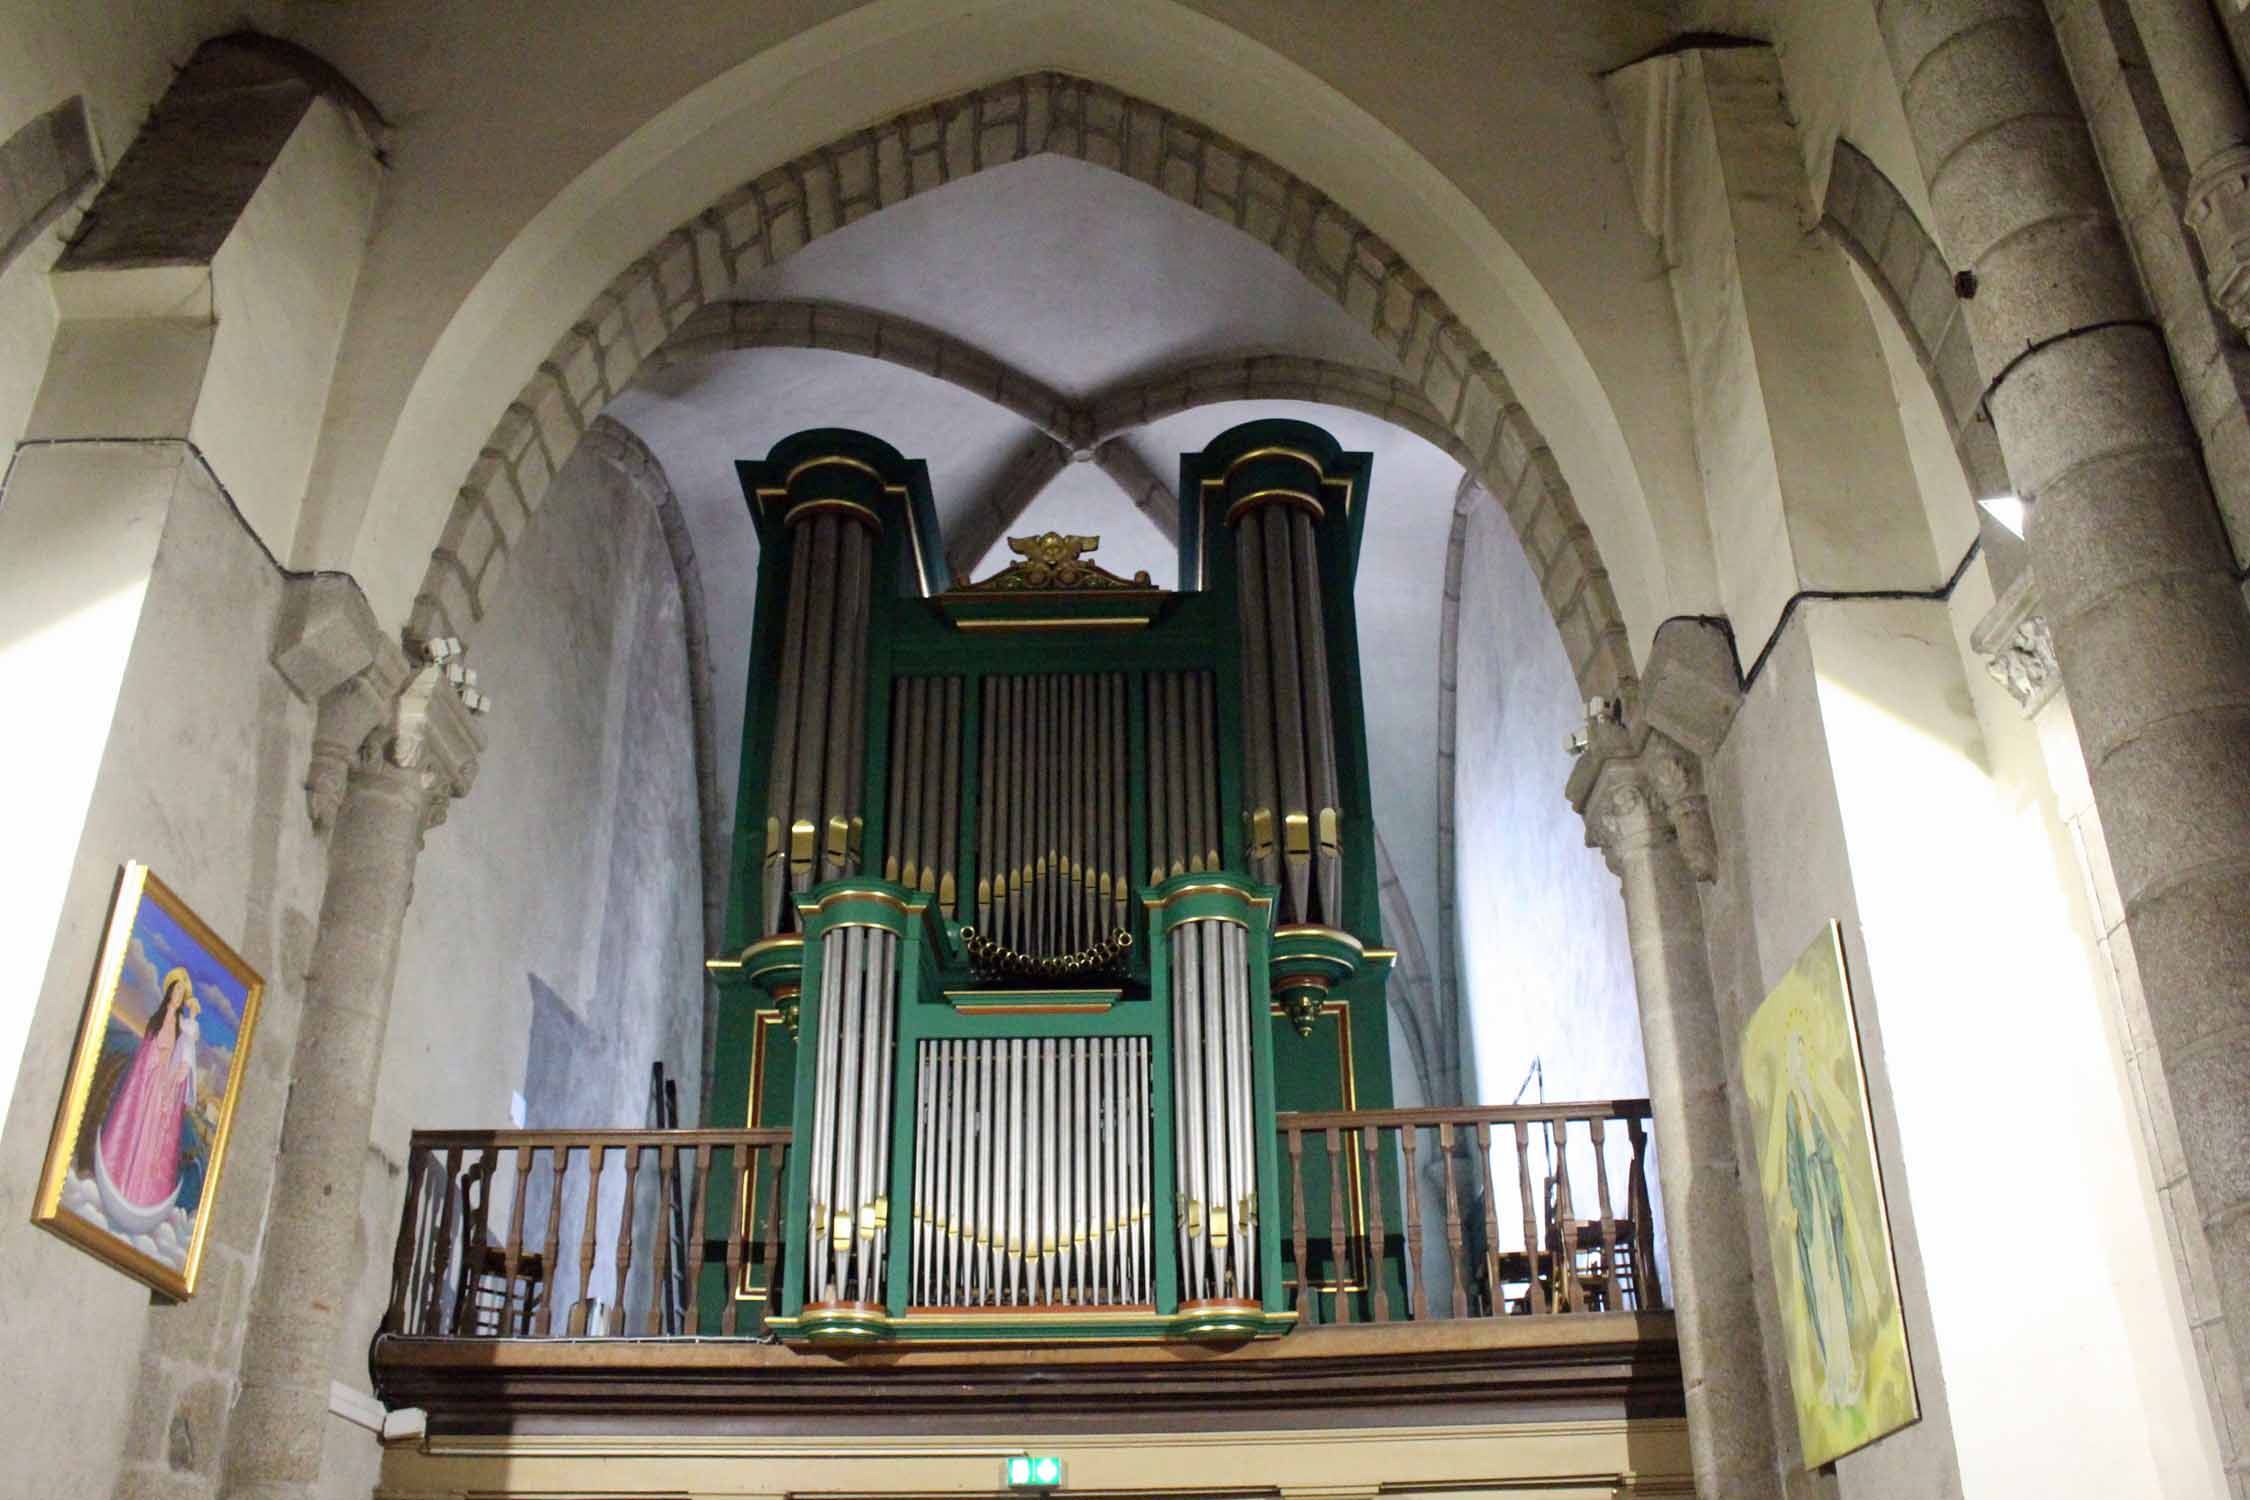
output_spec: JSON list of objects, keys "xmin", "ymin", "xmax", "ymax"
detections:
[
  {"xmin": 1170, "ymin": 915, "xmax": 1259, "ymax": 1304},
  {"xmin": 907, "ymin": 1036, "xmax": 1154, "ymax": 1309},
  {"xmin": 736, "ymin": 428, "xmax": 1393, "ymax": 1348},
  {"xmin": 1233, "ymin": 473, "xmax": 1346, "ymax": 927},
  {"xmin": 759, "ymin": 503, "xmax": 877, "ymax": 935}
]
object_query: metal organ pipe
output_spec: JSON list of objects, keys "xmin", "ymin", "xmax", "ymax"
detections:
[
  {"xmin": 761, "ymin": 503, "xmax": 879, "ymax": 933},
  {"xmin": 1232, "ymin": 482, "xmax": 1345, "ymax": 928},
  {"xmin": 1235, "ymin": 519, "xmax": 1278, "ymax": 887},
  {"xmin": 1167, "ymin": 916, "xmax": 1259, "ymax": 1305},
  {"xmin": 907, "ymin": 1036, "xmax": 1153, "ymax": 1310},
  {"xmin": 803, "ymin": 922, "xmax": 899, "ymax": 1309},
  {"xmin": 762, "ymin": 531, "xmax": 814, "ymax": 933}
]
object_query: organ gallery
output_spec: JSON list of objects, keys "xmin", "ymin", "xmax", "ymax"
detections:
[{"xmin": 712, "ymin": 420, "xmax": 1400, "ymax": 1342}]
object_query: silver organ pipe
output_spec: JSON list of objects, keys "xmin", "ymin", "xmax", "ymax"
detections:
[
  {"xmin": 962, "ymin": 674, "xmax": 1147, "ymax": 964},
  {"xmin": 805, "ymin": 923, "xmax": 899, "ymax": 1308},
  {"xmin": 1234, "ymin": 487, "xmax": 1346, "ymax": 927},
  {"xmin": 1142, "ymin": 671, "xmax": 1222, "ymax": 891},
  {"xmin": 1170, "ymin": 916, "xmax": 1260, "ymax": 1304},
  {"xmin": 761, "ymin": 506, "xmax": 877, "ymax": 933},
  {"xmin": 908, "ymin": 1036, "xmax": 1154, "ymax": 1308}
]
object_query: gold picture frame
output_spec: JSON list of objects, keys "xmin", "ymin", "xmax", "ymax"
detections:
[
  {"xmin": 33, "ymin": 862, "xmax": 265, "ymax": 1298},
  {"xmin": 1741, "ymin": 920, "xmax": 1918, "ymax": 1467}
]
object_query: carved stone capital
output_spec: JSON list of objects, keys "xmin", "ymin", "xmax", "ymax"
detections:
[
  {"xmin": 307, "ymin": 653, "xmax": 481, "ymax": 834},
  {"xmin": 1577, "ymin": 730, "xmax": 1720, "ymax": 884},
  {"xmin": 1969, "ymin": 568, "xmax": 2061, "ymax": 716},
  {"xmin": 2187, "ymin": 143, "xmax": 2250, "ymax": 337},
  {"xmin": 1584, "ymin": 760, "xmax": 1672, "ymax": 878},
  {"xmin": 1649, "ymin": 744, "xmax": 1719, "ymax": 882},
  {"xmin": 384, "ymin": 663, "xmax": 483, "ymax": 833}
]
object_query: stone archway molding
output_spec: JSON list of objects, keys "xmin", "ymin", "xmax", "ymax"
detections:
[{"xmin": 405, "ymin": 73, "xmax": 1637, "ymax": 701}]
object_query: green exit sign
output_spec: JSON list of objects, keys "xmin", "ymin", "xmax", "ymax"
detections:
[{"xmin": 1006, "ymin": 1456, "xmax": 1064, "ymax": 1488}]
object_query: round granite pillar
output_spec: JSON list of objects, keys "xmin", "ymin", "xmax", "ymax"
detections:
[
  {"xmin": 222, "ymin": 741, "xmax": 461, "ymax": 1499},
  {"xmin": 1591, "ymin": 760, "xmax": 1782, "ymax": 1500},
  {"xmin": 1877, "ymin": 0, "xmax": 2250, "ymax": 1423}
]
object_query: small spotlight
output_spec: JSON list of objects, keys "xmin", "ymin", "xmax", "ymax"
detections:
[{"xmin": 1978, "ymin": 494, "xmax": 2028, "ymax": 538}]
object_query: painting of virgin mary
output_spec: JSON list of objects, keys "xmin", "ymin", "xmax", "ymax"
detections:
[
  {"xmin": 35, "ymin": 863, "xmax": 263, "ymax": 1298},
  {"xmin": 1741, "ymin": 921, "xmax": 1918, "ymax": 1468}
]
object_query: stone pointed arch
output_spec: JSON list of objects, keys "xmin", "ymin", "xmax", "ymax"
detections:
[{"xmin": 408, "ymin": 72, "xmax": 1634, "ymax": 699}]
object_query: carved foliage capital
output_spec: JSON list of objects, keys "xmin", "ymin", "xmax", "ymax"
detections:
[
  {"xmin": 1586, "ymin": 763, "xmax": 1670, "ymax": 877},
  {"xmin": 1583, "ymin": 735, "xmax": 1720, "ymax": 883},
  {"xmin": 311, "ymin": 659, "xmax": 482, "ymax": 834},
  {"xmin": 1969, "ymin": 568, "xmax": 2059, "ymax": 716},
  {"xmin": 1648, "ymin": 744, "xmax": 1718, "ymax": 881},
  {"xmin": 2187, "ymin": 143, "xmax": 2250, "ymax": 338}
]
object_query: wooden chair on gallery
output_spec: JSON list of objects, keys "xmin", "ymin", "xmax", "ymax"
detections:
[
  {"xmin": 1541, "ymin": 1170, "xmax": 1659, "ymax": 1314},
  {"xmin": 450, "ymin": 1158, "xmax": 545, "ymax": 1337}
]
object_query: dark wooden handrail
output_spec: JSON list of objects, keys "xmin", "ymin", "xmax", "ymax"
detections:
[
  {"xmin": 404, "ymin": 1126, "xmax": 794, "ymax": 1150},
  {"xmin": 1277, "ymin": 1100, "xmax": 1653, "ymax": 1130}
]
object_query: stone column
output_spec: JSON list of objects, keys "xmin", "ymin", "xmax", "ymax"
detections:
[
  {"xmin": 222, "ymin": 662, "xmax": 478, "ymax": 1500},
  {"xmin": 1876, "ymin": 0, "xmax": 2250, "ymax": 1412},
  {"xmin": 1584, "ymin": 738, "xmax": 1780, "ymax": 1500},
  {"xmin": 2123, "ymin": 0, "xmax": 2250, "ymax": 333}
]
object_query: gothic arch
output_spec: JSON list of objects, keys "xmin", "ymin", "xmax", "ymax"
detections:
[{"xmin": 405, "ymin": 74, "xmax": 1636, "ymax": 701}]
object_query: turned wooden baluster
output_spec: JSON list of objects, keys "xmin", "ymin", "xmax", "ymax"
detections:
[
  {"xmin": 1589, "ymin": 1115, "xmax": 1619, "ymax": 1311},
  {"xmin": 1287, "ymin": 1127, "xmax": 1315, "ymax": 1325},
  {"xmin": 1323, "ymin": 1126, "xmax": 1353, "ymax": 1324},
  {"xmin": 760, "ymin": 1143, "xmax": 788, "ymax": 1324},
  {"xmin": 1361, "ymin": 1126, "xmax": 1391, "ymax": 1322},
  {"xmin": 1550, "ymin": 1117, "xmax": 1579, "ymax": 1312},
  {"xmin": 684, "ymin": 1143, "xmax": 713, "ymax": 1334},
  {"xmin": 1438, "ymin": 1123, "xmax": 1468, "ymax": 1318},
  {"xmin": 384, "ymin": 1145, "xmax": 430, "ymax": 1334},
  {"xmin": 422, "ymin": 1145, "xmax": 463, "ymax": 1334},
  {"xmin": 503, "ymin": 1144, "xmax": 531, "ymax": 1335},
  {"xmin": 1400, "ymin": 1126, "xmax": 1427, "ymax": 1321},
  {"xmin": 722, "ymin": 1144, "xmax": 746, "ymax": 1335},
  {"xmin": 1626, "ymin": 1113, "xmax": 1663, "ymax": 1309},
  {"xmin": 612, "ymin": 1144, "xmax": 641, "ymax": 1335},
  {"xmin": 1512, "ymin": 1120, "xmax": 1544, "ymax": 1315},
  {"xmin": 649, "ymin": 1144, "xmax": 676, "ymax": 1335},
  {"xmin": 539, "ymin": 1145, "xmax": 569, "ymax": 1335},
  {"xmin": 1475, "ymin": 1123, "xmax": 1504, "ymax": 1320},
  {"xmin": 574, "ymin": 1144, "xmax": 606, "ymax": 1335}
]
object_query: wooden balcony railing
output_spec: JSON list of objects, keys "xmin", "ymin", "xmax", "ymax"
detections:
[
  {"xmin": 1276, "ymin": 1102, "xmax": 1663, "ymax": 1325},
  {"xmin": 381, "ymin": 1101, "xmax": 1659, "ymax": 1343},
  {"xmin": 382, "ymin": 1128, "xmax": 791, "ymax": 1340}
]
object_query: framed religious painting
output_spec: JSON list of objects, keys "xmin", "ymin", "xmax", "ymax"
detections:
[
  {"xmin": 33, "ymin": 862, "xmax": 264, "ymax": 1298},
  {"xmin": 1742, "ymin": 920, "xmax": 1918, "ymax": 1468}
]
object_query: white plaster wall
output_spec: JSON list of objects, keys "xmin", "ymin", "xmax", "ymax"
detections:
[
  {"xmin": 0, "ymin": 456, "xmax": 328, "ymax": 1500},
  {"xmin": 194, "ymin": 95, "xmax": 381, "ymax": 561},
  {"xmin": 1699, "ymin": 618, "xmax": 1968, "ymax": 1500},
  {"xmin": 1455, "ymin": 497, "xmax": 1639, "ymax": 1112},
  {"xmin": 340, "ymin": 443, "xmax": 705, "ymax": 1495}
]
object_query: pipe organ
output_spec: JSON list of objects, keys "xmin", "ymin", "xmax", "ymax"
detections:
[{"xmin": 711, "ymin": 423, "xmax": 1399, "ymax": 1344}]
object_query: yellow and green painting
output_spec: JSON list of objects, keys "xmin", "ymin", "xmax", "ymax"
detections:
[{"xmin": 1742, "ymin": 921, "xmax": 1918, "ymax": 1469}]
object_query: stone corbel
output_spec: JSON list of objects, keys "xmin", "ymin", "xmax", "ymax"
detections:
[
  {"xmin": 1968, "ymin": 567, "xmax": 2060, "ymax": 716},
  {"xmin": 2186, "ymin": 143, "xmax": 2250, "ymax": 337}
]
